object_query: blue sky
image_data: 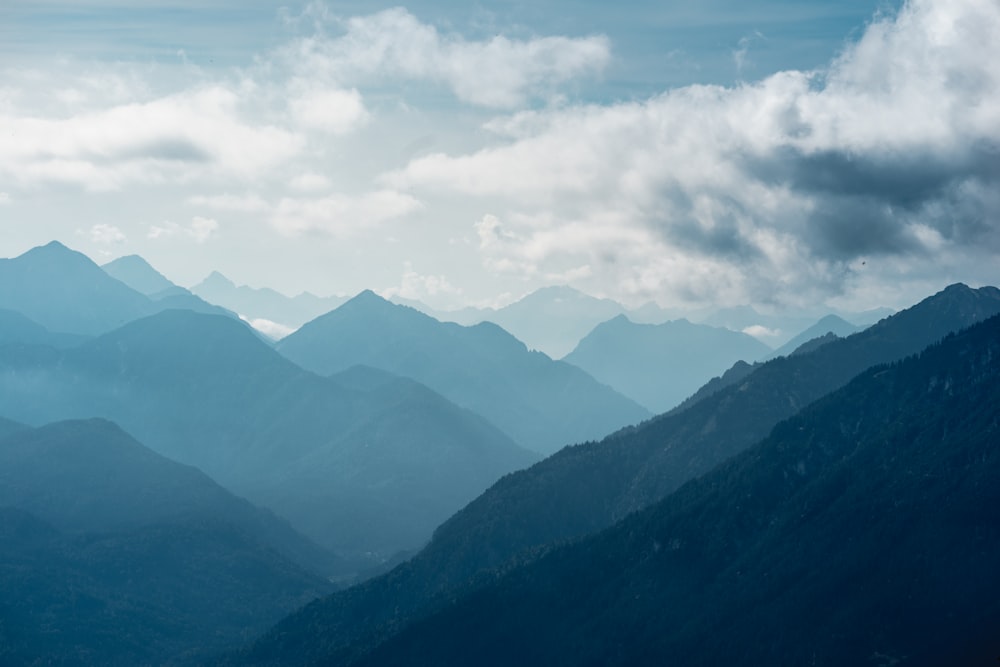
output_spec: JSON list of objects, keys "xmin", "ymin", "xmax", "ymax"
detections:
[{"xmin": 1, "ymin": 0, "xmax": 997, "ymax": 315}]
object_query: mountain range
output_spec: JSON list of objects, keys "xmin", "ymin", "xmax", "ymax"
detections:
[
  {"xmin": 0, "ymin": 419, "xmax": 336, "ymax": 665},
  {"xmin": 234, "ymin": 282, "xmax": 1000, "ymax": 665},
  {"xmin": 191, "ymin": 270, "xmax": 348, "ymax": 333},
  {"xmin": 276, "ymin": 290, "xmax": 651, "ymax": 455},
  {"xmin": 563, "ymin": 314, "xmax": 772, "ymax": 412},
  {"xmin": 344, "ymin": 309, "xmax": 1000, "ymax": 667},
  {"xmin": 0, "ymin": 308, "xmax": 536, "ymax": 559}
]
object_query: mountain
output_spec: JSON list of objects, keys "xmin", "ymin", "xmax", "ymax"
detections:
[
  {"xmin": 766, "ymin": 313, "xmax": 861, "ymax": 359},
  {"xmin": 235, "ymin": 283, "xmax": 1000, "ymax": 664},
  {"xmin": 191, "ymin": 270, "xmax": 347, "ymax": 331},
  {"xmin": 102, "ymin": 253, "xmax": 240, "ymax": 320},
  {"xmin": 0, "ymin": 310, "xmax": 536, "ymax": 559},
  {"xmin": 0, "ymin": 242, "xmax": 236, "ymax": 337},
  {"xmin": 0, "ymin": 241, "xmax": 153, "ymax": 335},
  {"xmin": 0, "ymin": 418, "xmax": 339, "ymax": 576},
  {"xmin": 276, "ymin": 291, "xmax": 651, "ymax": 455},
  {"xmin": 0, "ymin": 506, "xmax": 332, "ymax": 666},
  {"xmin": 417, "ymin": 286, "xmax": 632, "ymax": 359},
  {"xmin": 102, "ymin": 253, "xmax": 178, "ymax": 296},
  {"xmin": 345, "ymin": 311, "xmax": 1000, "ymax": 667},
  {"xmin": 0, "ymin": 308, "xmax": 87, "ymax": 348},
  {"xmin": 0, "ymin": 416, "xmax": 26, "ymax": 438},
  {"xmin": 563, "ymin": 315, "xmax": 771, "ymax": 412}
]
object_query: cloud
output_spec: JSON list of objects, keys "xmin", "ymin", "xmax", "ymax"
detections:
[
  {"xmin": 271, "ymin": 189, "xmax": 422, "ymax": 236},
  {"xmin": 289, "ymin": 87, "xmax": 369, "ymax": 134},
  {"xmin": 277, "ymin": 7, "xmax": 610, "ymax": 108},
  {"xmin": 87, "ymin": 223, "xmax": 126, "ymax": 245},
  {"xmin": 0, "ymin": 86, "xmax": 303, "ymax": 191},
  {"xmin": 289, "ymin": 172, "xmax": 332, "ymax": 192},
  {"xmin": 387, "ymin": 0, "xmax": 1000, "ymax": 307},
  {"xmin": 0, "ymin": 192, "xmax": 9, "ymax": 205},
  {"xmin": 241, "ymin": 316, "xmax": 297, "ymax": 340},
  {"xmin": 382, "ymin": 261, "xmax": 461, "ymax": 302},
  {"xmin": 149, "ymin": 216, "xmax": 219, "ymax": 243},
  {"xmin": 742, "ymin": 324, "xmax": 782, "ymax": 340},
  {"xmin": 187, "ymin": 192, "xmax": 269, "ymax": 212}
]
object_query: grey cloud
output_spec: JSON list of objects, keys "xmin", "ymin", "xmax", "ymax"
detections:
[{"xmin": 112, "ymin": 139, "xmax": 212, "ymax": 163}]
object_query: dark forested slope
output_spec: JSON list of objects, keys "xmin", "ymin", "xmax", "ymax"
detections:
[
  {"xmin": 237, "ymin": 282, "xmax": 1000, "ymax": 664},
  {"xmin": 355, "ymin": 311, "xmax": 1000, "ymax": 667}
]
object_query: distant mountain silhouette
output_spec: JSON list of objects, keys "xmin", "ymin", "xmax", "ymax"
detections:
[
  {"xmin": 0, "ymin": 310, "xmax": 536, "ymax": 559},
  {"xmin": 0, "ymin": 504, "xmax": 332, "ymax": 666},
  {"xmin": 564, "ymin": 315, "xmax": 771, "ymax": 412},
  {"xmin": 408, "ymin": 285, "xmax": 665, "ymax": 359},
  {"xmin": 0, "ymin": 242, "xmax": 236, "ymax": 336},
  {"xmin": 0, "ymin": 241, "xmax": 153, "ymax": 335},
  {"xmin": 0, "ymin": 308, "xmax": 87, "ymax": 348},
  {"xmin": 344, "ymin": 311, "xmax": 1000, "ymax": 667},
  {"xmin": 102, "ymin": 254, "xmax": 178, "ymax": 295},
  {"xmin": 766, "ymin": 313, "xmax": 861, "ymax": 359},
  {"xmin": 0, "ymin": 418, "xmax": 339, "ymax": 576},
  {"xmin": 191, "ymin": 270, "xmax": 347, "ymax": 331},
  {"xmin": 235, "ymin": 283, "xmax": 1000, "ymax": 664},
  {"xmin": 0, "ymin": 416, "xmax": 26, "ymax": 438},
  {"xmin": 276, "ymin": 290, "xmax": 650, "ymax": 454}
]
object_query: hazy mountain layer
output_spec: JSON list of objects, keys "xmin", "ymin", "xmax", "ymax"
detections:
[
  {"xmin": 563, "ymin": 315, "xmax": 771, "ymax": 412},
  {"xmin": 766, "ymin": 313, "xmax": 861, "ymax": 359},
  {"xmin": 0, "ymin": 507, "xmax": 332, "ymax": 666},
  {"xmin": 0, "ymin": 310, "xmax": 537, "ymax": 559},
  {"xmin": 235, "ymin": 283, "xmax": 1000, "ymax": 664},
  {"xmin": 277, "ymin": 290, "xmax": 650, "ymax": 455},
  {"xmin": 102, "ymin": 254, "xmax": 178, "ymax": 296},
  {"xmin": 352, "ymin": 311, "xmax": 1000, "ymax": 667},
  {"xmin": 0, "ymin": 418, "xmax": 339, "ymax": 576},
  {"xmin": 0, "ymin": 241, "xmax": 153, "ymax": 335},
  {"xmin": 192, "ymin": 270, "xmax": 347, "ymax": 331}
]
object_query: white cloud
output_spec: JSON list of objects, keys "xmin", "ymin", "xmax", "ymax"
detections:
[
  {"xmin": 149, "ymin": 216, "xmax": 219, "ymax": 243},
  {"xmin": 742, "ymin": 324, "xmax": 782, "ymax": 340},
  {"xmin": 241, "ymin": 316, "xmax": 297, "ymax": 340},
  {"xmin": 289, "ymin": 171, "xmax": 333, "ymax": 192},
  {"xmin": 382, "ymin": 261, "xmax": 461, "ymax": 302},
  {"xmin": 87, "ymin": 223, "xmax": 126, "ymax": 245},
  {"xmin": 271, "ymin": 189, "xmax": 422, "ymax": 236},
  {"xmin": 0, "ymin": 86, "xmax": 303, "ymax": 191},
  {"xmin": 386, "ymin": 0, "xmax": 1000, "ymax": 307},
  {"xmin": 289, "ymin": 87, "xmax": 369, "ymax": 134},
  {"xmin": 0, "ymin": 192, "xmax": 9, "ymax": 205},
  {"xmin": 188, "ymin": 192, "xmax": 269, "ymax": 212},
  {"xmin": 277, "ymin": 7, "xmax": 610, "ymax": 108}
]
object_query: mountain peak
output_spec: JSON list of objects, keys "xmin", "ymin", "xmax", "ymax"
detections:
[
  {"xmin": 103, "ymin": 254, "xmax": 177, "ymax": 296},
  {"xmin": 196, "ymin": 271, "xmax": 236, "ymax": 290}
]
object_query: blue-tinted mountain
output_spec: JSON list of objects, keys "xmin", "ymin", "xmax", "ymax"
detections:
[
  {"xmin": 563, "ymin": 315, "xmax": 771, "ymax": 412},
  {"xmin": 234, "ymin": 283, "xmax": 1000, "ymax": 664},
  {"xmin": 767, "ymin": 313, "xmax": 861, "ymax": 359},
  {"xmin": 0, "ymin": 416, "xmax": 26, "ymax": 439},
  {"xmin": 276, "ymin": 291, "xmax": 650, "ymax": 455},
  {"xmin": 347, "ymin": 311, "xmax": 1000, "ymax": 667},
  {"xmin": 0, "ymin": 308, "xmax": 87, "ymax": 348},
  {"xmin": 102, "ymin": 253, "xmax": 177, "ymax": 295},
  {"xmin": 0, "ymin": 505, "xmax": 332, "ymax": 666},
  {"xmin": 0, "ymin": 418, "xmax": 338, "ymax": 576},
  {"xmin": 0, "ymin": 242, "xmax": 235, "ymax": 337},
  {"xmin": 0, "ymin": 310, "xmax": 536, "ymax": 559},
  {"xmin": 191, "ymin": 270, "xmax": 347, "ymax": 331},
  {"xmin": 0, "ymin": 241, "xmax": 154, "ymax": 335}
]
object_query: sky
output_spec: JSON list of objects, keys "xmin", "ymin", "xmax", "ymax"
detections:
[{"xmin": 1, "ymin": 0, "xmax": 998, "ymax": 314}]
